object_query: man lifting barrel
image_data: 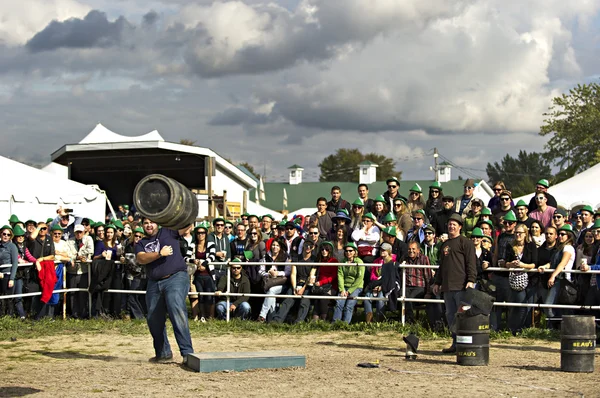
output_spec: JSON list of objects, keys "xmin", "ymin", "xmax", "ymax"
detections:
[{"xmin": 136, "ymin": 218, "xmax": 195, "ymax": 364}]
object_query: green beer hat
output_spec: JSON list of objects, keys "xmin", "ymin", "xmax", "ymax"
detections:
[
  {"xmin": 503, "ymin": 210, "xmax": 517, "ymax": 222},
  {"xmin": 590, "ymin": 219, "xmax": 600, "ymax": 230},
  {"xmin": 134, "ymin": 227, "xmax": 144, "ymax": 235},
  {"xmin": 46, "ymin": 218, "xmax": 54, "ymax": 224},
  {"xmin": 429, "ymin": 181, "xmax": 442, "ymax": 190},
  {"xmin": 344, "ymin": 242, "xmax": 358, "ymax": 251},
  {"xmin": 558, "ymin": 224, "xmax": 576, "ymax": 237},
  {"xmin": 105, "ymin": 224, "xmax": 116, "ymax": 231},
  {"xmin": 0, "ymin": 225, "xmax": 13, "ymax": 232},
  {"xmin": 515, "ymin": 200, "xmax": 528, "ymax": 208},
  {"xmin": 352, "ymin": 198, "xmax": 364, "ymax": 207},
  {"xmin": 386, "ymin": 177, "xmax": 400, "ymax": 185},
  {"xmin": 212, "ymin": 217, "xmax": 226, "ymax": 226},
  {"xmin": 382, "ymin": 226, "xmax": 397, "ymax": 237},
  {"xmin": 482, "ymin": 235, "xmax": 493, "ymax": 244},
  {"xmin": 383, "ymin": 213, "xmax": 397, "ymax": 222},
  {"xmin": 112, "ymin": 220, "xmax": 124, "ymax": 230},
  {"xmin": 25, "ymin": 219, "xmax": 37, "ymax": 226},
  {"xmin": 537, "ymin": 179, "xmax": 549, "ymax": 188},
  {"xmin": 470, "ymin": 227, "xmax": 484, "ymax": 238},
  {"xmin": 362, "ymin": 212, "xmax": 377, "ymax": 222},
  {"xmin": 8, "ymin": 214, "xmax": 20, "ymax": 224},
  {"xmin": 12, "ymin": 225, "xmax": 26, "ymax": 237},
  {"xmin": 374, "ymin": 195, "xmax": 386, "ymax": 203},
  {"xmin": 261, "ymin": 214, "xmax": 273, "ymax": 221},
  {"xmin": 409, "ymin": 183, "xmax": 422, "ymax": 193},
  {"xmin": 50, "ymin": 224, "xmax": 63, "ymax": 232},
  {"xmin": 318, "ymin": 241, "xmax": 334, "ymax": 251},
  {"xmin": 580, "ymin": 205, "xmax": 594, "ymax": 214},
  {"xmin": 480, "ymin": 207, "xmax": 492, "ymax": 216},
  {"xmin": 413, "ymin": 209, "xmax": 426, "ymax": 217}
]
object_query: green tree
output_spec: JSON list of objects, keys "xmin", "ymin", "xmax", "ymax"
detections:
[
  {"xmin": 238, "ymin": 162, "xmax": 260, "ymax": 180},
  {"xmin": 540, "ymin": 82, "xmax": 600, "ymax": 181},
  {"xmin": 486, "ymin": 150, "xmax": 552, "ymax": 197},
  {"xmin": 319, "ymin": 148, "xmax": 401, "ymax": 182}
]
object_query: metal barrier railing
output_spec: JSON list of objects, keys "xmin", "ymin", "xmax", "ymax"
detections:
[{"xmin": 2, "ymin": 260, "xmax": 600, "ymax": 325}]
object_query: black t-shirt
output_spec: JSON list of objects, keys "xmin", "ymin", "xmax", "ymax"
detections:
[{"xmin": 135, "ymin": 228, "xmax": 186, "ymax": 280}]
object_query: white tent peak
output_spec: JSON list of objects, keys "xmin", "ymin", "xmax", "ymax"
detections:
[{"xmin": 79, "ymin": 123, "xmax": 165, "ymax": 144}]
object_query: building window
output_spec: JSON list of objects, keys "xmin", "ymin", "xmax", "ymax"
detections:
[
  {"xmin": 291, "ymin": 171, "xmax": 296, "ymax": 177},
  {"xmin": 362, "ymin": 169, "xmax": 367, "ymax": 175},
  {"xmin": 440, "ymin": 169, "xmax": 445, "ymax": 175}
]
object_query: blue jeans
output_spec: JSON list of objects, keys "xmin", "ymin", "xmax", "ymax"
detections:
[
  {"xmin": 491, "ymin": 274, "xmax": 511, "ymax": 331},
  {"xmin": 333, "ymin": 288, "xmax": 363, "ymax": 324},
  {"xmin": 508, "ymin": 284, "xmax": 536, "ymax": 333},
  {"xmin": 260, "ymin": 285, "xmax": 284, "ymax": 318},
  {"xmin": 363, "ymin": 290, "xmax": 384, "ymax": 316},
  {"xmin": 443, "ymin": 290, "xmax": 464, "ymax": 347},
  {"xmin": 216, "ymin": 301, "xmax": 251, "ymax": 320},
  {"xmin": 13, "ymin": 278, "xmax": 26, "ymax": 318},
  {"xmin": 146, "ymin": 271, "xmax": 194, "ymax": 358},
  {"xmin": 193, "ymin": 274, "xmax": 215, "ymax": 304},
  {"xmin": 538, "ymin": 280, "xmax": 560, "ymax": 328},
  {"xmin": 127, "ymin": 277, "xmax": 145, "ymax": 320}
]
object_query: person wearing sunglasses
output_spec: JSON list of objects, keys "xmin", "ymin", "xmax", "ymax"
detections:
[
  {"xmin": 431, "ymin": 195, "xmax": 455, "ymax": 237},
  {"xmin": 406, "ymin": 210, "xmax": 427, "ymax": 244},
  {"xmin": 539, "ymin": 224, "xmax": 576, "ymax": 329},
  {"xmin": 49, "ymin": 206, "xmax": 84, "ymax": 242},
  {"xmin": 27, "ymin": 222, "xmax": 56, "ymax": 319},
  {"xmin": 454, "ymin": 179, "xmax": 479, "ymax": 218},
  {"xmin": 351, "ymin": 213, "xmax": 380, "ymax": 263},
  {"xmin": 65, "ymin": 224, "xmax": 94, "ymax": 319},
  {"xmin": 491, "ymin": 190, "xmax": 514, "ymax": 229},
  {"xmin": 463, "ymin": 198, "xmax": 483, "ymax": 238},
  {"xmin": 215, "ymin": 260, "xmax": 251, "ymax": 320},
  {"xmin": 0, "ymin": 225, "xmax": 18, "ymax": 317},
  {"xmin": 407, "ymin": 184, "xmax": 425, "ymax": 214},
  {"xmin": 120, "ymin": 227, "xmax": 147, "ymax": 320},
  {"xmin": 12, "ymin": 225, "xmax": 36, "ymax": 319},
  {"xmin": 208, "ymin": 217, "xmax": 231, "ymax": 285},
  {"xmin": 579, "ymin": 220, "xmax": 600, "ymax": 318},
  {"xmin": 311, "ymin": 241, "xmax": 338, "ymax": 321},
  {"xmin": 529, "ymin": 192, "xmax": 556, "ymax": 229},
  {"xmin": 526, "ymin": 179, "xmax": 558, "ymax": 213},
  {"xmin": 190, "ymin": 223, "xmax": 217, "ymax": 321},
  {"xmin": 332, "ymin": 242, "xmax": 364, "ymax": 324},
  {"xmin": 258, "ymin": 239, "xmax": 290, "ymax": 322},
  {"xmin": 260, "ymin": 215, "xmax": 273, "ymax": 240},
  {"xmin": 350, "ymin": 198, "xmax": 366, "ymax": 231},
  {"xmin": 487, "ymin": 181, "xmax": 508, "ymax": 213},
  {"xmin": 425, "ymin": 181, "xmax": 443, "ymax": 217},
  {"xmin": 382, "ymin": 176, "xmax": 407, "ymax": 212},
  {"xmin": 224, "ymin": 221, "xmax": 235, "ymax": 242},
  {"xmin": 514, "ymin": 199, "xmax": 534, "ymax": 229}
]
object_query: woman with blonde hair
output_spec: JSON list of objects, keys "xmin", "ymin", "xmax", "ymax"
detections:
[
  {"xmin": 407, "ymin": 183, "xmax": 425, "ymax": 213},
  {"xmin": 504, "ymin": 223, "xmax": 537, "ymax": 334}
]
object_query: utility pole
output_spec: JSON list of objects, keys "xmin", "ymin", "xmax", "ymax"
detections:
[{"xmin": 433, "ymin": 148, "xmax": 439, "ymax": 181}]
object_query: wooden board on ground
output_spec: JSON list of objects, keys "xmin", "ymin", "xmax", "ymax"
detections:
[{"xmin": 187, "ymin": 350, "xmax": 306, "ymax": 373}]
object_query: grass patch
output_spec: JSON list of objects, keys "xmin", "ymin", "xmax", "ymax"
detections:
[{"xmin": 0, "ymin": 316, "xmax": 563, "ymax": 342}]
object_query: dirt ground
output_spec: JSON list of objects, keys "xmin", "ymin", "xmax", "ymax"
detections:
[{"xmin": 0, "ymin": 330, "xmax": 598, "ymax": 398}]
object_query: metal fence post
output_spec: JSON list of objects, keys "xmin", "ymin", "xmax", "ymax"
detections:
[
  {"xmin": 225, "ymin": 262, "xmax": 231, "ymax": 322},
  {"xmin": 401, "ymin": 265, "xmax": 406, "ymax": 325}
]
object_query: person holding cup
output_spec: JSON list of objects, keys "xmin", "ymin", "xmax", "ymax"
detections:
[{"xmin": 93, "ymin": 224, "xmax": 118, "ymax": 261}]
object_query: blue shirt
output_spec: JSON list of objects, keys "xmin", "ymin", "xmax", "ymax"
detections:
[
  {"xmin": 0, "ymin": 241, "xmax": 18, "ymax": 281},
  {"xmin": 135, "ymin": 228, "xmax": 186, "ymax": 280}
]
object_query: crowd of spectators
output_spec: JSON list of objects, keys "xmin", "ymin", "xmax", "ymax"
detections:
[{"xmin": 1, "ymin": 178, "xmax": 600, "ymax": 334}]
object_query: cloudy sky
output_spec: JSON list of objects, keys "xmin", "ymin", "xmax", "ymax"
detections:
[{"xmin": 1, "ymin": 0, "xmax": 599, "ymax": 182}]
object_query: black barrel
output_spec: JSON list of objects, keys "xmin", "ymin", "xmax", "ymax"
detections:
[
  {"xmin": 561, "ymin": 315, "xmax": 596, "ymax": 372},
  {"xmin": 456, "ymin": 313, "xmax": 490, "ymax": 366},
  {"xmin": 133, "ymin": 174, "xmax": 199, "ymax": 230}
]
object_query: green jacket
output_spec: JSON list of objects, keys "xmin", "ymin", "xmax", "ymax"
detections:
[
  {"xmin": 462, "ymin": 212, "xmax": 480, "ymax": 238},
  {"xmin": 338, "ymin": 258, "xmax": 365, "ymax": 294},
  {"xmin": 421, "ymin": 241, "xmax": 442, "ymax": 265}
]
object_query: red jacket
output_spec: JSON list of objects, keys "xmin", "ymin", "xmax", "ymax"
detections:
[
  {"xmin": 316, "ymin": 257, "xmax": 338, "ymax": 291},
  {"xmin": 38, "ymin": 260, "xmax": 57, "ymax": 304}
]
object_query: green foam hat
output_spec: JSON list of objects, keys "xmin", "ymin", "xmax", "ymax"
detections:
[
  {"xmin": 212, "ymin": 217, "xmax": 226, "ymax": 226},
  {"xmin": 409, "ymin": 183, "xmax": 422, "ymax": 193},
  {"xmin": 580, "ymin": 205, "xmax": 594, "ymax": 214},
  {"xmin": 0, "ymin": 225, "xmax": 12, "ymax": 232},
  {"xmin": 261, "ymin": 214, "xmax": 273, "ymax": 221},
  {"xmin": 383, "ymin": 213, "xmax": 397, "ymax": 222},
  {"xmin": 429, "ymin": 181, "xmax": 442, "ymax": 190},
  {"xmin": 470, "ymin": 227, "xmax": 484, "ymax": 238},
  {"xmin": 537, "ymin": 179, "xmax": 549, "ymax": 188},
  {"xmin": 382, "ymin": 226, "xmax": 397, "ymax": 237},
  {"xmin": 46, "ymin": 218, "xmax": 54, "ymax": 224},
  {"xmin": 480, "ymin": 207, "xmax": 492, "ymax": 216},
  {"xmin": 134, "ymin": 227, "xmax": 144, "ymax": 235},
  {"xmin": 352, "ymin": 198, "xmax": 364, "ymax": 206},
  {"xmin": 8, "ymin": 214, "xmax": 20, "ymax": 224},
  {"xmin": 374, "ymin": 195, "xmax": 386, "ymax": 203},
  {"xmin": 105, "ymin": 224, "xmax": 116, "ymax": 231},
  {"xmin": 318, "ymin": 241, "xmax": 334, "ymax": 251},
  {"xmin": 558, "ymin": 224, "xmax": 575, "ymax": 236},
  {"xmin": 344, "ymin": 242, "xmax": 358, "ymax": 251},
  {"xmin": 515, "ymin": 200, "xmax": 528, "ymax": 208},
  {"xmin": 386, "ymin": 177, "xmax": 400, "ymax": 185},
  {"xmin": 50, "ymin": 224, "xmax": 63, "ymax": 232},
  {"xmin": 362, "ymin": 212, "xmax": 377, "ymax": 222},
  {"xmin": 503, "ymin": 210, "xmax": 517, "ymax": 222},
  {"xmin": 590, "ymin": 219, "xmax": 600, "ymax": 230},
  {"xmin": 12, "ymin": 225, "xmax": 25, "ymax": 237},
  {"xmin": 25, "ymin": 219, "xmax": 37, "ymax": 226},
  {"xmin": 112, "ymin": 220, "xmax": 124, "ymax": 230}
]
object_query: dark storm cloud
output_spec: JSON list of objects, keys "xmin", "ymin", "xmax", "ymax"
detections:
[
  {"xmin": 26, "ymin": 10, "xmax": 132, "ymax": 52},
  {"xmin": 208, "ymin": 107, "xmax": 272, "ymax": 126},
  {"xmin": 142, "ymin": 10, "xmax": 159, "ymax": 26}
]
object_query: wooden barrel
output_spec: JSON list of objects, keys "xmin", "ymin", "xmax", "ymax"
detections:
[
  {"xmin": 456, "ymin": 313, "xmax": 490, "ymax": 366},
  {"xmin": 133, "ymin": 174, "xmax": 198, "ymax": 230},
  {"xmin": 561, "ymin": 315, "xmax": 596, "ymax": 372}
]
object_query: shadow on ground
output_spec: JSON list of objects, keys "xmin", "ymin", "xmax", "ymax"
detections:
[
  {"xmin": 31, "ymin": 350, "xmax": 118, "ymax": 361},
  {"xmin": 0, "ymin": 386, "xmax": 43, "ymax": 397}
]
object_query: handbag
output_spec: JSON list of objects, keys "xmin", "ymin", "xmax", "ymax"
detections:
[
  {"xmin": 509, "ymin": 271, "xmax": 528, "ymax": 292},
  {"xmin": 358, "ymin": 246, "xmax": 373, "ymax": 257},
  {"xmin": 311, "ymin": 283, "xmax": 332, "ymax": 296},
  {"xmin": 262, "ymin": 275, "xmax": 288, "ymax": 291},
  {"xmin": 558, "ymin": 278, "xmax": 579, "ymax": 305}
]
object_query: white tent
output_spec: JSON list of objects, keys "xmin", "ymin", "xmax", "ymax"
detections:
[
  {"xmin": 0, "ymin": 156, "xmax": 106, "ymax": 223},
  {"xmin": 79, "ymin": 123, "xmax": 164, "ymax": 144},
  {"xmin": 246, "ymin": 201, "xmax": 285, "ymax": 221},
  {"xmin": 514, "ymin": 163, "xmax": 600, "ymax": 210}
]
